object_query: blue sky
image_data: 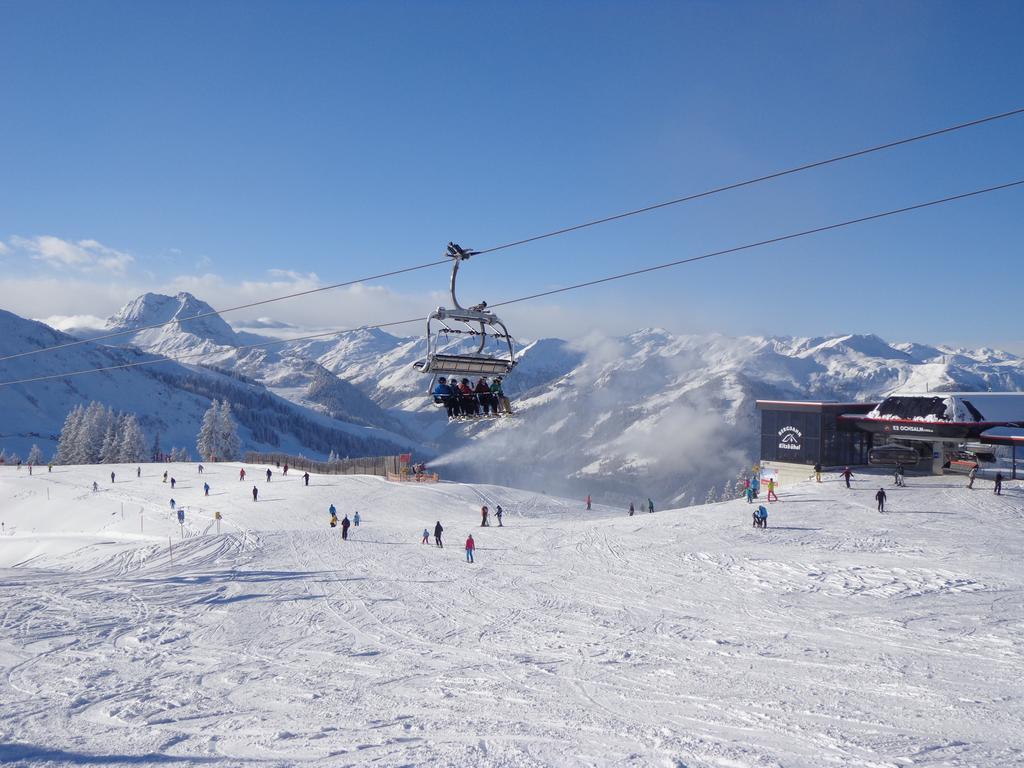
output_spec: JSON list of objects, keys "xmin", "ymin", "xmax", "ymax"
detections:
[{"xmin": 1, "ymin": 1, "xmax": 1022, "ymax": 348}]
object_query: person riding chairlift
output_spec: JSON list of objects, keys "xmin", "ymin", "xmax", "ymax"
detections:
[
  {"xmin": 432, "ymin": 376, "xmax": 457, "ymax": 419},
  {"xmin": 458, "ymin": 378, "xmax": 478, "ymax": 416},
  {"xmin": 490, "ymin": 376, "xmax": 512, "ymax": 415},
  {"xmin": 475, "ymin": 377, "xmax": 493, "ymax": 415}
]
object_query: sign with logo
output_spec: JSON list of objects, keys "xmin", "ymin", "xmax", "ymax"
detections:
[{"xmin": 777, "ymin": 425, "xmax": 803, "ymax": 451}]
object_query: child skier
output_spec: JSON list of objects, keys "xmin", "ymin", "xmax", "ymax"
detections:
[{"xmin": 422, "ymin": 528, "xmax": 430, "ymax": 544}]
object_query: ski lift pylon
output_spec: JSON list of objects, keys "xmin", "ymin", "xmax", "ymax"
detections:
[{"xmin": 413, "ymin": 242, "xmax": 516, "ymax": 388}]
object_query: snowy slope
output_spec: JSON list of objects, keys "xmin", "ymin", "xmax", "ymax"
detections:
[
  {"xmin": 1, "ymin": 463, "xmax": 1022, "ymax": 766},
  {"xmin": 0, "ymin": 309, "xmax": 412, "ymax": 461}
]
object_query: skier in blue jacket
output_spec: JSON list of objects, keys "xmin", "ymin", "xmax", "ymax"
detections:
[{"xmin": 432, "ymin": 377, "xmax": 457, "ymax": 419}]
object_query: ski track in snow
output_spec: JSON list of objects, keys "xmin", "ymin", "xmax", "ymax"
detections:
[{"xmin": 0, "ymin": 464, "xmax": 1023, "ymax": 766}]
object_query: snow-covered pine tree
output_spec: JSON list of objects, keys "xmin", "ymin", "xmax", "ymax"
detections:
[
  {"xmin": 704, "ymin": 485, "xmax": 717, "ymax": 505},
  {"xmin": 8, "ymin": 451, "xmax": 21, "ymax": 465},
  {"xmin": 150, "ymin": 432, "xmax": 162, "ymax": 462},
  {"xmin": 100, "ymin": 419, "xmax": 120, "ymax": 464},
  {"xmin": 216, "ymin": 400, "xmax": 241, "ymax": 461},
  {"xmin": 196, "ymin": 399, "xmax": 220, "ymax": 461},
  {"xmin": 0, "ymin": 449, "xmax": 7, "ymax": 464},
  {"xmin": 54, "ymin": 405, "xmax": 79, "ymax": 466},
  {"xmin": 78, "ymin": 402, "xmax": 111, "ymax": 464},
  {"xmin": 169, "ymin": 446, "xmax": 190, "ymax": 462},
  {"xmin": 118, "ymin": 414, "xmax": 147, "ymax": 463},
  {"xmin": 27, "ymin": 444, "xmax": 44, "ymax": 465},
  {"xmin": 55, "ymin": 404, "xmax": 85, "ymax": 464}
]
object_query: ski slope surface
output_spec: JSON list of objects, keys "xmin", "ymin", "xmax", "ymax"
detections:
[{"xmin": 0, "ymin": 463, "xmax": 1022, "ymax": 767}]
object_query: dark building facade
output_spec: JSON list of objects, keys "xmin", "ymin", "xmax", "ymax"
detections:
[{"xmin": 757, "ymin": 400, "xmax": 876, "ymax": 467}]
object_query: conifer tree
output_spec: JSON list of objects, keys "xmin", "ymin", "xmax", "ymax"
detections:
[
  {"xmin": 216, "ymin": 400, "xmax": 241, "ymax": 460},
  {"xmin": 27, "ymin": 444, "xmax": 44, "ymax": 465}
]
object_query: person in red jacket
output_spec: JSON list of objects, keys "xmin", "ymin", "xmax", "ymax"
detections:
[
  {"xmin": 458, "ymin": 378, "xmax": 478, "ymax": 416},
  {"xmin": 465, "ymin": 534, "xmax": 475, "ymax": 563},
  {"xmin": 474, "ymin": 377, "xmax": 494, "ymax": 415},
  {"xmin": 586, "ymin": 494, "xmax": 592, "ymax": 511}
]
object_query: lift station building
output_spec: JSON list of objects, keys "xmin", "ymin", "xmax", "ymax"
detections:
[{"xmin": 758, "ymin": 393, "xmax": 1024, "ymax": 484}]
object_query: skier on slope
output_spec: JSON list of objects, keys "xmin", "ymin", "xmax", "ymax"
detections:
[
  {"xmin": 875, "ymin": 487, "xmax": 887, "ymax": 513},
  {"xmin": 648, "ymin": 498, "xmax": 655, "ymax": 514},
  {"xmin": 353, "ymin": 511, "xmax": 361, "ymax": 527},
  {"xmin": 266, "ymin": 468, "xmax": 272, "ymax": 482},
  {"xmin": 813, "ymin": 462, "xmax": 822, "ymax": 483},
  {"xmin": 994, "ymin": 472, "xmax": 1004, "ymax": 495},
  {"xmin": 422, "ymin": 527, "xmax": 430, "ymax": 544},
  {"xmin": 341, "ymin": 515, "xmax": 351, "ymax": 540},
  {"xmin": 198, "ymin": 464, "xmax": 204, "ymax": 474},
  {"xmin": 766, "ymin": 479, "xmax": 778, "ymax": 502},
  {"xmin": 628, "ymin": 502, "xmax": 634, "ymax": 516},
  {"xmin": 163, "ymin": 470, "xmax": 168, "ymax": 483},
  {"xmin": 239, "ymin": 468, "xmax": 246, "ymax": 481},
  {"xmin": 434, "ymin": 521, "xmax": 444, "ymax": 548},
  {"xmin": 137, "ymin": 467, "xmax": 141, "ymax": 478},
  {"xmin": 170, "ymin": 498, "xmax": 176, "ymax": 510},
  {"xmin": 841, "ymin": 467, "xmax": 854, "ymax": 489},
  {"xmin": 170, "ymin": 477, "xmax": 176, "ymax": 489},
  {"xmin": 252, "ymin": 486, "xmax": 258, "ymax": 502},
  {"xmin": 465, "ymin": 534, "xmax": 475, "ymax": 563},
  {"xmin": 894, "ymin": 463, "xmax": 905, "ymax": 487},
  {"xmin": 110, "ymin": 471, "xmax": 115, "ymax": 483},
  {"xmin": 203, "ymin": 482, "xmax": 210, "ymax": 497},
  {"xmin": 495, "ymin": 505, "xmax": 503, "ymax": 527},
  {"xmin": 303, "ymin": 471, "xmax": 310, "ymax": 486},
  {"xmin": 586, "ymin": 494, "xmax": 591, "ymax": 511},
  {"xmin": 480, "ymin": 506, "xmax": 489, "ymax": 527},
  {"xmin": 283, "ymin": 464, "xmax": 289, "ymax": 476},
  {"xmin": 745, "ymin": 485, "xmax": 754, "ymax": 504}
]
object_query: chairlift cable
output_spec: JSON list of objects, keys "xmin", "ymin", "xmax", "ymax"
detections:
[
  {"xmin": 1, "ymin": 105, "xmax": 1020, "ymax": 365},
  {"xmin": 2, "ymin": 177, "xmax": 1020, "ymax": 388},
  {"xmin": 473, "ymin": 106, "xmax": 1024, "ymax": 256}
]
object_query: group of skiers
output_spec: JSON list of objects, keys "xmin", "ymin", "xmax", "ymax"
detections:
[
  {"xmin": 328, "ymin": 504, "xmax": 360, "ymax": 539},
  {"xmin": 416, "ymin": 507, "xmax": 499, "ymax": 562},
  {"xmin": 627, "ymin": 498, "xmax": 655, "ymax": 515},
  {"xmin": 431, "ymin": 376, "xmax": 512, "ymax": 419},
  {"xmin": 743, "ymin": 476, "xmax": 777, "ymax": 503}
]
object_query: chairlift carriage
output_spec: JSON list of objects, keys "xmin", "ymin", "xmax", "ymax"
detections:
[{"xmin": 414, "ymin": 242, "xmax": 516, "ymax": 412}]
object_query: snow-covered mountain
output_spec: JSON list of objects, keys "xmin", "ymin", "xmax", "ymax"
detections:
[
  {"xmin": 102, "ymin": 293, "xmax": 408, "ymax": 435},
  {"xmin": 0, "ymin": 308, "xmax": 413, "ymax": 461},
  {"xmin": 12, "ymin": 292, "xmax": 1024, "ymax": 504},
  {"xmin": 291, "ymin": 325, "xmax": 1024, "ymax": 505}
]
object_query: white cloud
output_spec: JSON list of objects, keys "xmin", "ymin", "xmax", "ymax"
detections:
[
  {"xmin": 0, "ymin": 241, "xmax": 10, "ymax": 255},
  {"xmin": 37, "ymin": 314, "xmax": 108, "ymax": 332},
  {"xmin": 8, "ymin": 235, "xmax": 134, "ymax": 273}
]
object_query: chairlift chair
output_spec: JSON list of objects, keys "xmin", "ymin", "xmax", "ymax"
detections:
[{"xmin": 414, "ymin": 242, "xmax": 516, "ymax": 398}]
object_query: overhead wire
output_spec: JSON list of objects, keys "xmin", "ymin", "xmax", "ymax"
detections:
[
  {"xmin": 2, "ymin": 177, "xmax": 1020, "ymax": 388},
  {"xmin": 472, "ymin": 105, "xmax": 1024, "ymax": 255},
  {"xmin": 1, "ymin": 105, "xmax": 1021, "ymax": 365}
]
